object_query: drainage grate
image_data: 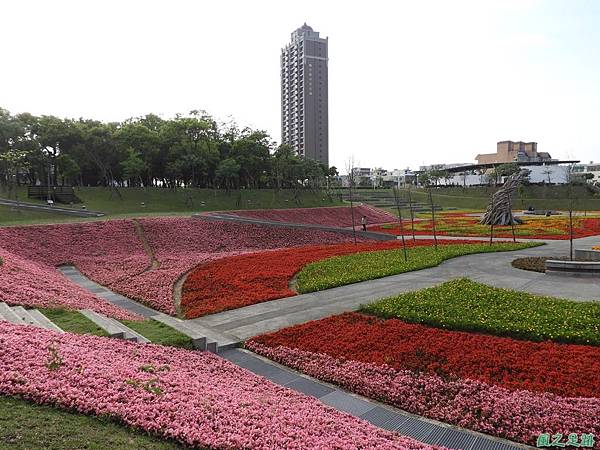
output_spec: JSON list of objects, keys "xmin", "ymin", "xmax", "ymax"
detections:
[
  {"xmin": 359, "ymin": 406, "xmax": 408, "ymax": 431},
  {"xmin": 284, "ymin": 377, "xmax": 334, "ymax": 399},
  {"xmin": 319, "ymin": 391, "xmax": 375, "ymax": 416},
  {"xmin": 395, "ymin": 416, "xmax": 437, "ymax": 441}
]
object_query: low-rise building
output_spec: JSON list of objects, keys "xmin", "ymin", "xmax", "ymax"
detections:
[
  {"xmin": 429, "ymin": 163, "xmax": 572, "ymax": 186},
  {"xmin": 572, "ymin": 161, "xmax": 600, "ymax": 183},
  {"xmin": 476, "ymin": 141, "xmax": 555, "ymax": 165}
]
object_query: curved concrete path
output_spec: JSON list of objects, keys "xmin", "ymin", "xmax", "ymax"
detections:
[
  {"xmin": 58, "ymin": 233, "xmax": 598, "ymax": 450},
  {"xmin": 191, "ymin": 235, "xmax": 600, "ymax": 340},
  {"xmin": 60, "ymin": 261, "xmax": 537, "ymax": 450},
  {"xmin": 0, "ymin": 197, "xmax": 104, "ymax": 217},
  {"xmin": 196, "ymin": 212, "xmax": 397, "ymax": 240}
]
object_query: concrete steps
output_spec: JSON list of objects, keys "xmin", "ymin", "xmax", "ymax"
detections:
[
  {"xmin": 79, "ymin": 309, "xmax": 150, "ymax": 344},
  {"xmin": 152, "ymin": 313, "xmax": 239, "ymax": 353},
  {"xmin": 0, "ymin": 302, "xmax": 63, "ymax": 332},
  {"xmin": 12, "ymin": 306, "xmax": 42, "ymax": 327},
  {"xmin": 26, "ymin": 309, "xmax": 64, "ymax": 333}
]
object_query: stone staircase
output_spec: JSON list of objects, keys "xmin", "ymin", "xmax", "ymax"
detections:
[
  {"xmin": 0, "ymin": 302, "xmax": 63, "ymax": 332},
  {"xmin": 79, "ymin": 309, "xmax": 150, "ymax": 344},
  {"xmin": 341, "ymin": 190, "xmax": 441, "ymax": 212},
  {"xmin": 0, "ymin": 301, "xmax": 237, "ymax": 353},
  {"xmin": 59, "ymin": 265, "xmax": 240, "ymax": 353},
  {"xmin": 152, "ymin": 313, "xmax": 239, "ymax": 353}
]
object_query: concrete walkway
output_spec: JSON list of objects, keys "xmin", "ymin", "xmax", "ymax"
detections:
[
  {"xmin": 56, "ymin": 265, "xmax": 534, "ymax": 449},
  {"xmin": 0, "ymin": 197, "xmax": 104, "ymax": 217},
  {"xmin": 196, "ymin": 212, "xmax": 397, "ymax": 241},
  {"xmin": 57, "ymin": 235, "xmax": 598, "ymax": 450},
  {"xmin": 191, "ymin": 235, "xmax": 600, "ymax": 340},
  {"xmin": 58, "ymin": 266, "xmax": 158, "ymax": 318}
]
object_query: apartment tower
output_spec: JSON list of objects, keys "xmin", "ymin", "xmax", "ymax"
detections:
[{"xmin": 280, "ymin": 23, "xmax": 329, "ymax": 166}]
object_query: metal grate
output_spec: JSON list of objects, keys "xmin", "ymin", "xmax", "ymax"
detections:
[{"xmin": 284, "ymin": 377, "xmax": 334, "ymax": 399}]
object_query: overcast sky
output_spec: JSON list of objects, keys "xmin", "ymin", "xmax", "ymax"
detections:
[{"xmin": 2, "ymin": 0, "xmax": 599, "ymax": 171}]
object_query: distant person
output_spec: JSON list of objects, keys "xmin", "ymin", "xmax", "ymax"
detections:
[{"xmin": 361, "ymin": 215, "xmax": 367, "ymax": 231}]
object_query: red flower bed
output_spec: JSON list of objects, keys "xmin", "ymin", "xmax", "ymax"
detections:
[
  {"xmin": 182, "ymin": 239, "xmax": 477, "ymax": 318},
  {"xmin": 249, "ymin": 312, "xmax": 600, "ymax": 398},
  {"xmin": 134, "ymin": 218, "xmax": 367, "ymax": 314},
  {"xmin": 217, "ymin": 204, "xmax": 397, "ymax": 227}
]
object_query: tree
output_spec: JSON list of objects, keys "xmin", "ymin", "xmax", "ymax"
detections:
[
  {"xmin": 496, "ymin": 162, "xmax": 520, "ymax": 178},
  {"xmin": 115, "ymin": 121, "xmax": 160, "ymax": 186},
  {"xmin": 424, "ymin": 166, "xmax": 448, "ymax": 186},
  {"xmin": 542, "ymin": 166, "xmax": 553, "ymax": 184},
  {"xmin": 346, "ymin": 156, "xmax": 358, "ymax": 245},
  {"xmin": 0, "ymin": 148, "xmax": 30, "ymax": 198},
  {"xmin": 215, "ymin": 158, "xmax": 240, "ymax": 192},
  {"xmin": 406, "ymin": 183, "xmax": 416, "ymax": 240},
  {"xmin": 34, "ymin": 115, "xmax": 80, "ymax": 186},
  {"xmin": 0, "ymin": 107, "xmax": 338, "ymax": 193},
  {"xmin": 420, "ymin": 174, "xmax": 438, "ymax": 250},
  {"xmin": 120, "ymin": 148, "xmax": 148, "ymax": 186},
  {"xmin": 489, "ymin": 163, "xmax": 521, "ymax": 186},
  {"xmin": 392, "ymin": 186, "xmax": 408, "ymax": 261},
  {"xmin": 57, "ymin": 154, "xmax": 80, "ymax": 185}
]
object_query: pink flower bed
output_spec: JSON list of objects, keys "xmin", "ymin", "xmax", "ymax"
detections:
[
  {"xmin": 246, "ymin": 342, "xmax": 600, "ymax": 448},
  {"xmin": 0, "ymin": 322, "xmax": 435, "ymax": 450},
  {"xmin": 0, "ymin": 218, "xmax": 365, "ymax": 316},
  {"xmin": 218, "ymin": 205, "xmax": 397, "ymax": 227},
  {"xmin": 0, "ymin": 220, "xmax": 149, "ymax": 287},
  {"xmin": 127, "ymin": 217, "xmax": 365, "ymax": 314},
  {"xmin": 0, "ymin": 248, "xmax": 139, "ymax": 320}
]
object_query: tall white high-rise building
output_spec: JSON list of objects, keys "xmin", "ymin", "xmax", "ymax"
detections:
[{"xmin": 280, "ymin": 23, "xmax": 329, "ymax": 166}]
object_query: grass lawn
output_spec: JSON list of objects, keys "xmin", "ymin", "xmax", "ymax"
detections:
[
  {"xmin": 0, "ymin": 205, "xmax": 82, "ymax": 226},
  {"xmin": 122, "ymin": 319, "xmax": 193, "ymax": 348},
  {"xmin": 296, "ymin": 242, "xmax": 540, "ymax": 293},
  {"xmin": 0, "ymin": 395, "xmax": 181, "ymax": 449},
  {"xmin": 40, "ymin": 308, "xmax": 108, "ymax": 337},
  {"xmin": 362, "ymin": 278, "xmax": 600, "ymax": 346},
  {"xmin": 0, "ymin": 187, "xmax": 342, "ymax": 225},
  {"xmin": 39, "ymin": 309, "xmax": 193, "ymax": 348}
]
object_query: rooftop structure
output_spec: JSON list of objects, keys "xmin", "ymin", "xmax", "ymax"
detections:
[{"xmin": 476, "ymin": 141, "xmax": 554, "ymax": 165}]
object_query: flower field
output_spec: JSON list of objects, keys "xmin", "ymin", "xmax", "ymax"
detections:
[
  {"xmin": 218, "ymin": 204, "xmax": 397, "ymax": 227},
  {"xmin": 249, "ymin": 312, "xmax": 600, "ymax": 398},
  {"xmin": 246, "ymin": 277, "xmax": 600, "ymax": 447},
  {"xmin": 0, "ymin": 322, "xmax": 434, "ymax": 450},
  {"xmin": 182, "ymin": 239, "xmax": 445, "ymax": 318},
  {"xmin": 362, "ymin": 278, "xmax": 600, "ymax": 345},
  {"xmin": 0, "ymin": 248, "xmax": 140, "ymax": 320},
  {"xmin": 182, "ymin": 240, "xmax": 535, "ymax": 318},
  {"xmin": 130, "ymin": 217, "xmax": 363, "ymax": 314},
  {"xmin": 0, "ymin": 217, "xmax": 362, "ymax": 316},
  {"xmin": 0, "ymin": 220, "xmax": 152, "ymax": 318},
  {"xmin": 373, "ymin": 212, "xmax": 600, "ymax": 239},
  {"xmin": 247, "ymin": 340, "xmax": 600, "ymax": 448},
  {"xmin": 295, "ymin": 242, "xmax": 537, "ymax": 293},
  {"xmin": 0, "ymin": 219, "xmax": 150, "ymax": 283}
]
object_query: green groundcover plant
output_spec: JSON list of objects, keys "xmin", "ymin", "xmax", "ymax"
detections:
[
  {"xmin": 296, "ymin": 242, "xmax": 539, "ymax": 293},
  {"xmin": 362, "ymin": 278, "xmax": 600, "ymax": 346}
]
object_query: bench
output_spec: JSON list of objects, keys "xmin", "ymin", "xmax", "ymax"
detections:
[{"xmin": 545, "ymin": 259, "xmax": 600, "ymax": 277}]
